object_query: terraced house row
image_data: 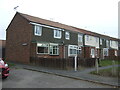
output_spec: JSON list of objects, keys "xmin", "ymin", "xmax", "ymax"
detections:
[{"xmin": 6, "ymin": 12, "xmax": 119, "ymax": 64}]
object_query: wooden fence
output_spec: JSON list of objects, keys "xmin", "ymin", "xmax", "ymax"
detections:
[{"xmin": 30, "ymin": 57, "xmax": 96, "ymax": 70}]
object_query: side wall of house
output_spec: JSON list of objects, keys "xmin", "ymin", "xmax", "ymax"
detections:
[{"xmin": 6, "ymin": 13, "xmax": 32, "ymax": 64}]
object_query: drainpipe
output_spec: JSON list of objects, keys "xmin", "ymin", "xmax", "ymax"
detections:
[
  {"xmin": 74, "ymin": 55, "xmax": 77, "ymax": 71},
  {"xmin": 83, "ymin": 34, "xmax": 86, "ymax": 58}
]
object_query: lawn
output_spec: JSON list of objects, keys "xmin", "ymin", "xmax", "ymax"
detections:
[
  {"xmin": 99, "ymin": 59, "xmax": 120, "ymax": 67},
  {"xmin": 90, "ymin": 67, "xmax": 120, "ymax": 78}
]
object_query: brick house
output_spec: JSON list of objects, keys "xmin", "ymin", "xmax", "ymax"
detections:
[{"xmin": 6, "ymin": 12, "xmax": 119, "ymax": 64}]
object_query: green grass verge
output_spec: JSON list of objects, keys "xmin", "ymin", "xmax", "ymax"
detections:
[
  {"xmin": 99, "ymin": 60, "xmax": 120, "ymax": 67},
  {"xmin": 90, "ymin": 67, "xmax": 120, "ymax": 77}
]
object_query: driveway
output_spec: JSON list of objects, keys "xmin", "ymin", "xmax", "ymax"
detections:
[{"xmin": 2, "ymin": 67, "xmax": 113, "ymax": 88}]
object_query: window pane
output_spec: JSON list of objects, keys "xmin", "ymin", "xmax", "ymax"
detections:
[
  {"xmin": 49, "ymin": 44, "xmax": 59, "ymax": 55},
  {"xmin": 100, "ymin": 39, "xmax": 102, "ymax": 45},
  {"xmin": 78, "ymin": 34, "xmax": 82, "ymax": 42},
  {"xmin": 35, "ymin": 25, "xmax": 42, "ymax": 36},
  {"xmin": 38, "ymin": 47, "xmax": 44, "ymax": 53},
  {"xmin": 65, "ymin": 32, "xmax": 70, "ymax": 40},
  {"xmin": 37, "ymin": 43, "xmax": 48, "ymax": 54},
  {"xmin": 54, "ymin": 30, "xmax": 61, "ymax": 38},
  {"xmin": 86, "ymin": 35, "xmax": 89, "ymax": 41}
]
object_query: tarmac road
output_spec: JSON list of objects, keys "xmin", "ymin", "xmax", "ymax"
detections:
[{"xmin": 2, "ymin": 68, "xmax": 113, "ymax": 88}]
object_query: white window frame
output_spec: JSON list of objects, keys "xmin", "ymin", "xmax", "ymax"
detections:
[
  {"xmin": 86, "ymin": 35, "xmax": 89, "ymax": 41},
  {"xmin": 37, "ymin": 43, "xmax": 49, "ymax": 54},
  {"xmin": 78, "ymin": 34, "xmax": 82, "ymax": 42},
  {"xmin": 77, "ymin": 46, "xmax": 82, "ymax": 54},
  {"xmin": 49, "ymin": 43, "xmax": 59, "ymax": 55},
  {"xmin": 95, "ymin": 37, "xmax": 98, "ymax": 43},
  {"xmin": 100, "ymin": 38, "xmax": 102, "ymax": 45},
  {"xmin": 103, "ymin": 48, "xmax": 109, "ymax": 56},
  {"xmin": 91, "ymin": 48, "xmax": 95, "ymax": 58},
  {"xmin": 65, "ymin": 31, "xmax": 70, "ymax": 40},
  {"xmin": 68, "ymin": 45, "xmax": 77, "ymax": 56},
  {"xmin": 106, "ymin": 40, "xmax": 109, "ymax": 48},
  {"xmin": 34, "ymin": 25, "xmax": 42, "ymax": 36},
  {"xmin": 54, "ymin": 30, "xmax": 62, "ymax": 39}
]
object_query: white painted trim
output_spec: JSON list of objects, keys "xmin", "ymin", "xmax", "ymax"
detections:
[
  {"xmin": 50, "ymin": 43, "xmax": 58, "ymax": 46},
  {"xmin": 68, "ymin": 45, "xmax": 78, "ymax": 56},
  {"xmin": 54, "ymin": 29, "xmax": 62, "ymax": 39},
  {"xmin": 49, "ymin": 44, "xmax": 59, "ymax": 55},
  {"xmin": 30, "ymin": 22, "xmax": 63, "ymax": 31},
  {"xmin": 34, "ymin": 25, "xmax": 42, "ymax": 36},
  {"xmin": 65, "ymin": 31, "xmax": 70, "ymax": 40},
  {"xmin": 37, "ymin": 43, "xmax": 49, "ymax": 54}
]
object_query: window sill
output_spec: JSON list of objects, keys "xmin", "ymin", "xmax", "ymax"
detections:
[
  {"xmin": 49, "ymin": 54, "xmax": 59, "ymax": 56},
  {"xmin": 37, "ymin": 53, "xmax": 49, "ymax": 55},
  {"xmin": 54, "ymin": 37, "xmax": 61, "ymax": 39}
]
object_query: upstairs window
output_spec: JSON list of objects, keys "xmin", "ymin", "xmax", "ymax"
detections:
[
  {"xmin": 100, "ymin": 38, "xmax": 102, "ymax": 45},
  {"xmin": 115, "ymin": 41, "xmax": 118, "ymax": 47},
  {"xmin": 86, "ymin": 35, "xmax": 89, "ymax": 41},
  {"xmin": 95, "ymin": 37, "xmax": 98, "ymax": 43},
  {"xmin": 78, "ymin": 34, "xmax": 82, "ymax": 42},
  {"xmin": 65, "ymin": 32, "xmax": 70, "ymax": 40},
  {"xmin": 34, "ymin": 25, "xmax": 42, "ymax": 36},
  {"xmin": 54, "ymin": 30, "xmax": 61, "ymax": 39},
  {"xmin": 106, "ymin": 40, "xmax": 109, "ymax": 48},
  {"xmin": 50, "ymin": 44, "xmax": 59, "ymax": 55}
]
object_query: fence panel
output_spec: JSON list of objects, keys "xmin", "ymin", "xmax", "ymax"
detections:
[{"xmin": 30, "ymin": 57, "xmax": 96, "ymax": 70}]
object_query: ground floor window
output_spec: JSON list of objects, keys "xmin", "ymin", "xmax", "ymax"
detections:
[
  {"xmin": 68, "ymin": 45, "xmax": 81, "ymax": 56},
  {"xmin": 37, "ymin": 43, "xmax": 49, "ymax": 54},
  {"xmin": 103, "ymin": 48, "xmax": 109, "ymax": 56},
  {"xmin": 50, "ymin": 44, "xmax": 59, "ymax": 55}
]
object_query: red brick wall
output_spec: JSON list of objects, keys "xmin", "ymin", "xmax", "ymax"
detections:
[
  {"xmin": 82, "ymin": 46, "xmax": 96, "ymax": 58},
  {"xmin": 6, "ymin": 13, "xmax": 33, "ymax": 64},
  {"xmin": 103, "ymin": 49, "xmax": 119, "ymax": 60},
  {"xmin": 109, "ymin": 49, "xmax": 115, "ymax": 57}
]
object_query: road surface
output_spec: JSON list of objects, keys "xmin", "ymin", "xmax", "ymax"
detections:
[{"xmin": 2, "ymin": 68, "xmax": 113, "ymax": 88}]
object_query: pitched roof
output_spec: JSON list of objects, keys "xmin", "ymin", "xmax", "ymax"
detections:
[
  {"xmin": 19, "ymin": 12, "xmax": 81, "ymax": 33},
  {"xmin": 18, "ymin": 12, "xmax": 119, "ymax": 41}
]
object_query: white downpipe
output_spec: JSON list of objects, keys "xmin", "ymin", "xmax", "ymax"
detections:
[{"xmin": 74, "ymin": 55, "xmax": 77, "ymax": 71}]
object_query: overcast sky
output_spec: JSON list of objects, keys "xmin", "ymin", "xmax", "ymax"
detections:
[{"xmin": 0, "ymin": 0, "xmax": 119, "ymax": 40}]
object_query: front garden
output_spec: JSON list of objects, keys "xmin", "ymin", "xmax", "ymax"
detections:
[
  {"xmin": 99, "ymin": 59, "xmax": 120, "ymax": 67},
  {"xmin": 90, "ymin": 59, "xmax": 120, "ymax": 78}
]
